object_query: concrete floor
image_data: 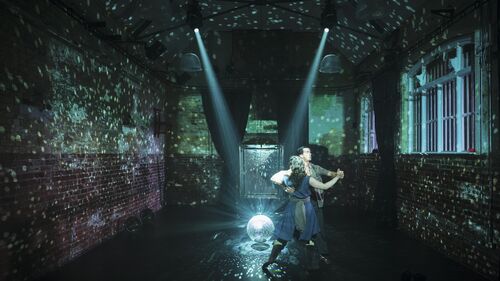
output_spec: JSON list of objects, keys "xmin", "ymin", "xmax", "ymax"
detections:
[{"xmin": 37, "ymin": 206, "xmax": 489, "ymax": 281}]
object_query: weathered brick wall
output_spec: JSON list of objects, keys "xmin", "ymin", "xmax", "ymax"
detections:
[
  {"xmin": 0, "ymin": 1, "xmax": 168, "ymax": 280},
  {"xmin": 162, "ymin": 86, "xmax": 224, "ymax": 206},
  {"xmin": 1, "ymin": 153, "xmax": 164, "ymax": 280},
  {"xmin": 395, "ymin": 154, "xmax": 499, "ymax": 280},
  {"xmin": 321, "ymin": 152, "xmax": 499, "ymax": 280},
  {"xmin": 321, "ymin": 154, "xmax": 379, "ymax": 210},
  {"xmin": 351, "ymin": 1, "xmax": 500, "ymax": 278},
  {"xmin": 165, "ymin": 154, "xmax": 222, "ymax": 206}
]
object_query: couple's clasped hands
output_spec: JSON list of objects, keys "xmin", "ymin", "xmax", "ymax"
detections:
[{"xmin": 335, "ymin": 169, "xmax": 345, "ymax": 179}]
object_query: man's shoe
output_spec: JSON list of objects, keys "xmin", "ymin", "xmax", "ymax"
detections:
[{"xmin": 319, "ymin": 255, "xmax": 331, "ymax": 265}]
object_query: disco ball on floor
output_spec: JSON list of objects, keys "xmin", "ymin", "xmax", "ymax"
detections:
[{"xmin": 246, "ymin": 215, "xmax": 274, "ymax": 243}]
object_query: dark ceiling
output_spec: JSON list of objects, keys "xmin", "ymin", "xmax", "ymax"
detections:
[{"xmin": 62, "ymin": 0, "xmax": 426, "ymax": 72}]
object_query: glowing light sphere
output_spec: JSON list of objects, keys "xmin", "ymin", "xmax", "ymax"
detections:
[
  {"xmin": 324, "ymin": 28, "xmax": 329, "ymax": 33},
  {"xmin": 194, "ymin": 28, "xmax": 199, "ymax": 33},
  {"xmin": 246, "ymin": 215, "xmax": 274, "ymax": 243}
]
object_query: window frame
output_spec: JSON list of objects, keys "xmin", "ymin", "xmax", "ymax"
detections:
[
  {"xmin": 405, "ymin": 36, "xmax": 479, "ymax": 154},
  {"xmin": 360, "ymin": 93, "xmax": 378, "ymax": 154}
]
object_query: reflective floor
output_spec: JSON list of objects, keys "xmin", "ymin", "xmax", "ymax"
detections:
[{"xmin": 37, "ymin": 206, "xmax": 489, "ymax": 281}]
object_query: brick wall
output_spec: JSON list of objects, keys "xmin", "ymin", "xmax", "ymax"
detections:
[
  {"xmin": 0, "ymin": 1, "xmax": 168, "ymax": 280},
  {"xmin": 165, "ymin": 154, "xmax": 222, "ymax": 206},
  {"xmin": 321, "ymin": 152, "xmax": 499, "ymax": 280},
  {"xmin": 320, "ymin": 154, "xmax": 379, "ymax": 210},
  {"xmin": 1, "ymin": 153, "xmax": 164, "ymax": 280},
  {"xmin": 350, "ymin": 1, "xmax": 500, "ymax": 278},
  {"xmin": 395, "ymin": 154, "xmax": 499, "ymax": 280}
]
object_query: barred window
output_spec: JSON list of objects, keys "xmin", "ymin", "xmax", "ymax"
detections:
[
  {"xmin": 368, "ymin": 108, "xmax": 378, "ymax": 153},
  {"xmin": 412, "ymin": 93, "xmax": 422, "ymax": 152},
  {"xmin": 426, "ymin": 86, "xmax": 438, "ymax": 152},
  {"xmin": 360, "ymin": 94, "xmax": 378, "ymax": 153},
  {"xmin": 406, "ymin": 38, "xmax": 477, "ymax": 153},
  {"xmin": 442, "ymin": 79, "xmax": 457, "ymax": 151},
  {"xmin": 463, "ymin": 44, "xmax": 475, "ymax": 151}
]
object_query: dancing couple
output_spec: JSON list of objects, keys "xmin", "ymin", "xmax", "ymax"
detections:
[{"xmin": 263, "ymin": 146, "xmax": 344, "ymax": 274}]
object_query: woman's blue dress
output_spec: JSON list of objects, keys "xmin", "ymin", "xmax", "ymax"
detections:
[{"xmin": 273, "ymin": 176, "xmax": 320, "ymax": 241}]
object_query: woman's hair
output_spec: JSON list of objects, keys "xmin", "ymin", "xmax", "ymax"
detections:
[{"xmin": 288, "ymin": 155, "xmax": 306, "ymax": 187}]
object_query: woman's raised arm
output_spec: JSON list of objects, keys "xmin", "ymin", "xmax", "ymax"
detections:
[{"xmin": 270, "ymin": 169, "xmax": 291, "ymax": 185}]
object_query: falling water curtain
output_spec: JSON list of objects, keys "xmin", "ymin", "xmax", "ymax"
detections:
[
  {"xmin": 371, "ymin": 68, "xmax": 399, "ymax": 228},
  {"xmin": 201, "ymin": 88, "xmax": 252, "ymax": 212}
]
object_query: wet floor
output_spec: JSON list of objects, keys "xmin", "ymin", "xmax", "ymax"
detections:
[{"xmin": 37, "ymin": 206, "xmax": 489, "ymax": 281}]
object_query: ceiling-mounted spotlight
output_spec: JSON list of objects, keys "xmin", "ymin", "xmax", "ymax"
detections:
[
  {"xmin": 180, "ymin": 53, "xmax": 202, "ymax": 72},
  {"xmin": 319, "ymin": 54, "xmax": 341, "ymax": 74},
  {"xmin": 145, "ymin": 40, "xmax": 166, "ymax": 60},
  {"xmin": 186, "ymin": 0, "xmax": 203, "ymax": 30},
  {"xmin": 320, "ymin": 0, "xmax": 337, "ymax": 30}
]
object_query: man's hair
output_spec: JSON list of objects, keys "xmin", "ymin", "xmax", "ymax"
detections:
[{"xmin": 296, "ymin": 146, "xmax": 310, "ymax": 156}]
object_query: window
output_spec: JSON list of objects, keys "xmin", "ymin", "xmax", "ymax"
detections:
[
  {"xmin": 426, "ymin": 86, "xmax": 438, "ymax": 152},
  {"xmin": 462, "ymin": 45, "xmax": 476, "ymax": 151},
  {"xmin": 412, "ymin": 93, "xmax": 422, "ymax": 152},
  {"xmin": 405, "ymin": 37, "xmax": 477, "ymax": 153},
  {"xmin": 442, "ymin": 79, "xmax": 457, "ymax": 151},
  {"xmin": 360, "ymin": 94, "xmax": 378, "ymax": 153}
]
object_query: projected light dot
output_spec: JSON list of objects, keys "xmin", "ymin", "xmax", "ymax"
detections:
[
  {"xmin": 246, "ymin": 215, "xmax": 274, "ymax": 243},
  {"xmin": 194, "ymin": 28, "xmax": 199, "ymax": 33},
  {"xmin": 324, "ymin": 28, "xmax": 329, "ymax": 33}
]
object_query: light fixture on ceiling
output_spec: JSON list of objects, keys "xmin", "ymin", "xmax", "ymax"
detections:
[
  {"xmin": 186, "ymin": 0, "xmax": 203, "ymax": 30},
  {"xmin": 319, "ymin": 54, "xmax": 341, "ymax": 74},
  {"xmin": 180, "ymin": 53, "xmax": 202, "ymax": 72},
  {"xmin": 320, "ymin": 0, "xmax": 337, "ymax": 30}
]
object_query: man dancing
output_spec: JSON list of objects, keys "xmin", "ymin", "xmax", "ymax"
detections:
[
  {"xmin": 263, "ymin": 156, "xmax": 343, "ymax": 274},
  {"xmin": 297, "ymin": 146, "xmax": 341, "ymax": 265}
]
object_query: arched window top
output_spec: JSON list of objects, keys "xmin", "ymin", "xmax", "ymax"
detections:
[{"xmin": 407, "ymin": 36, "xmax": 473, "ymax": 76}]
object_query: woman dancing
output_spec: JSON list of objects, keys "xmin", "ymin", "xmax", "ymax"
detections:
[{"xmin": 262, "ymin": 155, "xmax": 343, "ymax": 272}]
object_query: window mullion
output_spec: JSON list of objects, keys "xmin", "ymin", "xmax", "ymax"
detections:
[
  {"xmin": 437, "ymin": 84, "xmax": 444, "ymax": 152},
  {"xmin": 421, "ymin": 93, "xmax": 427, "ymax": 152},
  {"xmin": 421, "ymin": 66, "xmax": 427, "ymax": 152},
  {"xmin": 456, "ymin": 46, "xmax": 465, "ymax": 152},
  {"xmin": 408, "ymin": 79, "xmax": 414, "ymax": 153}
]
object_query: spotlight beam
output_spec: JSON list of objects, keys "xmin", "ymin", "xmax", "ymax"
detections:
[
  {"xmin": 194, "ymin": 30, "xmax": 240, "ymax": 178},
  {"xmin": 284, "ymin": 30, "xmax": 329, "ymax": 149}
]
